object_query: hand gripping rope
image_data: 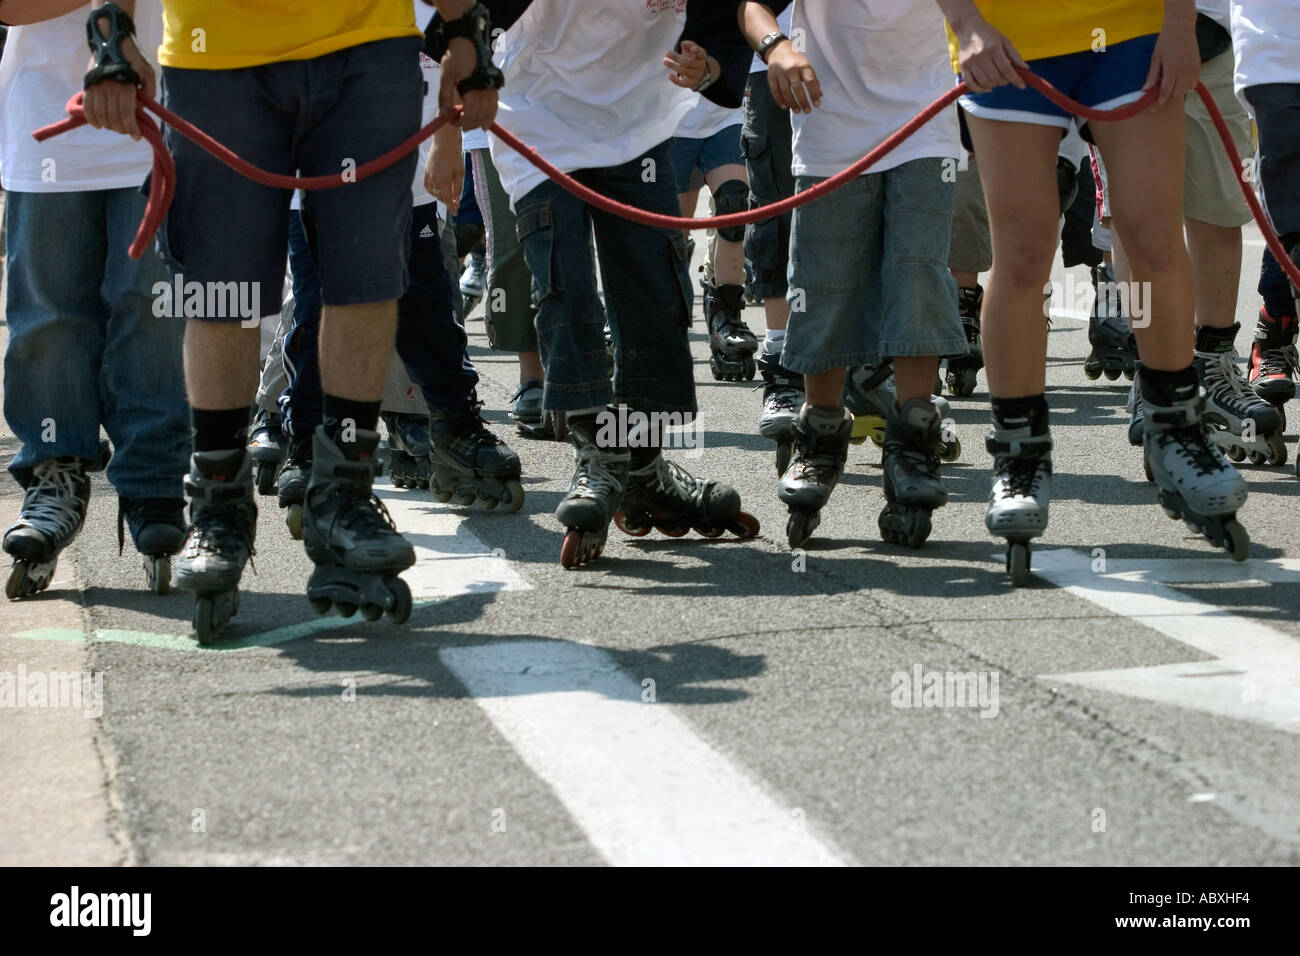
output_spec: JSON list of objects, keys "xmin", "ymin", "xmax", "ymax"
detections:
[{"xmin": 30, "ymin": 67, "xmax": 1300, "ymax": 291}]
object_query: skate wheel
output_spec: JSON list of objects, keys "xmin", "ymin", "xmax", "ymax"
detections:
[
  {"xmin": 479, "ymin": 494, "xmax": 499, "ymax": 511},
  {"xmin": 1124, "ymin": 368, "xmax": 1135, "ymax": 381},
  {"xmin": 656, "ymin": 523, "xmax": 690, "ymax": 537},
  {"xmin": 1227, "ymin": 445, "xmax": 1246, "ymax": 463},
  {"xmin": 786, "ymin": 510, "xmax": 817, "ymax": 549},
  {"xmin": 1248, "ymin": 451, "xmax": 1265, "ymax": 466},
  {"xmin": 386, "ymin": 578, "xmax": 412, "ymax": 624},
  {"xmin": 335, "ymin": 601, "xmax": 358, "ymax": 618},
  {"xmin": 1007, "ymin": 542, "xmax": 1031, "ymax": 587},
  {"xmin": 1084, "ymin": 365, "xmax": 1102, "ymax": 381},
  {"xmin": 286, "ymin": 504, "xmax": 304, "ymax": 540},
  {"xmin": 728, "ymin": 511, "xmax": 761, "ymax": 540},
  {"xmin": 561, "ymin": 528, "xmax": 584, "ymax": 569},
  {"xmin": 775, "ymin": 442, "xmax": 792, "ymax": 477},
  {"xmin": 255, "ymin": 463, "xmax": 277, "ymax": 496},
  {"xmin": 697, "ymin": 526, "xmax": 725, "ymax": 538},
  {"xmin": 1144, "ymin": 457, "xmax": 1154, "ymax": 483},
  {"xmin": 742, "ymin": 356, "xmax": 756, "ymax": 382},
  {"xmin": 433, "ymin": 486, "xmax": 453, "ymax": 503},
  {"xmin": 362, "ymin": 603, "xmax": 384, "ymax": 622},
  {"xmin": 613, "ymin": 511, "xmax": 651, "ymax": 537},
  {"xmin": 309, "ymin": 596, "xmax": 332, "ymax": 615},
  {"xmin": 499, "ymin": 480, "xmax": 525, "ymax": 515},
  {"xmin": 453, "ymin": 492, "xmax": 477, "ymax": 507},
  {"xmin": 392, "ymin": 475, "xmax": 407, "ymax": 490},
  {"xmin": 1266, "ymin": 435, "xmax": 1288, "ymax": 467},
  {"xmin": 1103, "ymin": 368, "xmax": 1121, "ymax": 381},
  {"xmin": 194, "ymin": 597, "xmax": 217, "ymax": 646},
  {"xmin": 939, "ymin": 437, "xmax": 961, "ymax": 463},
  {"xmin": 1223, "ymin": 520, "xmax": 1249, "ymax": 562},
  {"xmin": 148, "ymin": 556, "xmax": 171, "ymax": 596},
  {"xmin": 6, "ymin": 563, "xmax": 28, "ymax": 601}
]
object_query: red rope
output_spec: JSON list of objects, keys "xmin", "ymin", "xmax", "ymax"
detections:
[{"xmin": 30, "ymin": 67, "xmax": 1300, "ymax": 291}]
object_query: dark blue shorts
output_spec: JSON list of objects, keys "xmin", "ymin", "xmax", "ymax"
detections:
[
  {"xmin": 156, "ymin": 36, "xmax": 423, "ymax": 321},
  {"xmin": 669, "ymin": 124, "xmax": 744, "ymax": 192},
  {"xmin": 960, "ymin": 33, "xmax": 1157, "ymax": 144}
]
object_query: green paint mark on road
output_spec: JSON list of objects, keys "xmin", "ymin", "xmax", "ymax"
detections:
[{"xmin": 11, "ymin": 599, "xmax": 442, "ymax": 652}]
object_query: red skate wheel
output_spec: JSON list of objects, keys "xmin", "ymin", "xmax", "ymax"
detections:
[
  {"xmin": 614, "ymin": 511, "xmax": 650, "ymax": 537},
  {"xmin": 697, "ymin": 526, "xmax": 725, "ymax": 538},
  {"xmin": 727, "ymin": 511, "xmax": 761, "ymax": 539},
  {"xmin": 561, "ymin": 529, "xmax": 584, "ymax": 569},
  {"xmin": 656, "ymin": 523, "xmax": 689, "ymax": 537}
]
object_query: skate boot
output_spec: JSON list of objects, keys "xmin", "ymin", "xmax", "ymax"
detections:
[
  {"xmin": 302, "ymin": 427, "xmax": 415, "ymax": 623},
  {"xmin": 3, "ymin": 458, "xmax": 91, "ymax": 600},
  {"xmin": 778, "ymin": 404, "xmax": 853, "ymax": 548},
  {"xmin": 945, "ymin": 285, "xmax": 984, "ymax": 397},
  {"xmin": 986, "ymin": 411, "xmax": 1052, "ymax": 587},
  {"xmin": 247, "ymin": 407, "xmax": 284, "ymax": 496},
  {"xmin": 119, "ymin": 497, "xmax": 186, "ymax": 595},
  {"xmin": 383, "ymin": 412, "xmax": 432, "ymax": 490},
  {"xmin": 277, "ymin": 434, "xmax": 312, "ymax": 540},
  {"xmin": 459, "ymin": 249, "xmax": 486, "ymax": 314},
  {"xmin": 1246, "ymin": 304, "xmax": 1297, "ymax": 416},
  {"xmin": 556, "ymin": 414, "xmax": 630, "ymax": 568},
  {"xmin": 757, "ymin": 348, "xmax": 805, "ymax": 476},
  {"xmin": 428, "ymin": 397, "xmax": 525, "ymax": 512},
  {"xmin": 174, "ymin": 450, "xmax": 257, "ymax": 643},
  {"xmin": 1084, "ymin": 263, "xmax": 1136, "ymax": 381},
  {"xmin": 843, "ymin": 362, "xmax": 960, "ymax": 461},
  {"xmin": 509, "ymin": 378, "xmax": 553, "ymax": 439},
  {"xmin": 706, "ymin": 282, "xmax": 758, "ymax": 382},
  {"xmin": 1194, "ymin": 323, "xmax": 1286, "ymax": 466},
  {"xmin": 1127, "ymin": 374, "xmax": 1145, "ymax": 448},
  {"xmin": 616, "ymin": 450, "xmax": 760, "ymax": 542},
  {"xmin": 1140, "ymin": 366, "xmax": 1249, "ymax": 560},
  {"xmin": 878, "ymin": 398, "xmax": 948, "ymax": 549}
]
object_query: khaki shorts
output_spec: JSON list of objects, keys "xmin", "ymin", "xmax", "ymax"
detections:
[
  {"xmin": 1184, "ymin": 49, "xmax": 1253, "ymax": 227},
  {"xmin": 948, "ymin": 153, "xmax": 991, "ymax": 274}
]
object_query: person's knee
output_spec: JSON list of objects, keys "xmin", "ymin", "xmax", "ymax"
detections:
[
  {"xmin": 989, "ymin": 220, "xmax": 1058, "ymax": 290},
  {"xmin": 712, "ymin": 179, "xmax": 749, "ymax": 243},
  {"xmin": 1113, "ymin": 216, "xmax": 1185, "ymax": 275}
]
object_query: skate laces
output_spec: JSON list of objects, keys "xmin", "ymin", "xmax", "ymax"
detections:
[
  {"xmin": 1160, "ymin": 424, "xmax": 1228, "ymax": 477},
  {"xmin": 570, "ymin": 444, "xmax": 627, "ymax": 501},
  {"xmin": 631, "ymin": 455, "xmax": 701, "ymax": 505},
  {"xmin": 1201, "ymin": 348, "xmax": 1258, "ymax": 411},
  {"xmin": 999, "ymin": 455, "xmax": 1047, "ymax": 499},
  {"xmin": 792, "ymin": 428, "xmax": 848, "ymax": 483},
  {"xmin": 1259, "ymin": 342, "xmax": 1298, "ymax": 378},
  {"xmin": 21, "ymin": 460, "xmax": 88, "ymax": 542}
]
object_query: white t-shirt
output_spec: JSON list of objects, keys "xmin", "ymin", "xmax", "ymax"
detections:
[
  {"xmin": 675, "ymin": 94, "xmax": 742, "ymax": 140},
  {"xmin": 488, "ymin": 0, "xmax": 695, "ymax": 207},
  {"xmin": 0, "ymin": 1, "xmax": 162, "ymax": 192},
  {"xmin": 749, "ymin": 8, "xmax": 794, "ymax": 74},
  {"xmin": 1231, "ymin": 0, "xmax": 1300, "ymax": 94},
  {"xmin": 790, "ymin": 1, "xmax": 959, "ymax": 179},
  {"xmin": 1197, "ymin": 0, "xmax": 1230, "ymax": 28}
]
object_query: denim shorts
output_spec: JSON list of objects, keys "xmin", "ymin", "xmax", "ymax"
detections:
[
  {"xmin": 669, "ymin": 124, "xmax": 744, "ymax": 191},
  {"xmin": 742, "ymin": 75, "xmax": 794, "ymax": 300},
  {"xmin": 960, "ymin": 33, "xmax": 1157, "ymax": 143},
  {"xmin": 783, "ymin": 159, "xmax": 965, "ymax": 375},
  {"xmin": 156, "ymin": 36, "xmax": 423, "ymax": 320}
]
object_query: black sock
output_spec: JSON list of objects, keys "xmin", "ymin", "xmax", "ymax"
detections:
[
  {"xmin": 192, "ymin": 407, "xmax": 250, "ymax": 453},
  {"xmin": 990, "ymin": 394, "xmax": 1049, "ymax": 434},
  {"xmin": 1138, "ymin": 362, "xmax": 1199, "ymax": 405},
  {"xmin": 322, "ymin": 395, "xmax": 381, "ymax": 440}
]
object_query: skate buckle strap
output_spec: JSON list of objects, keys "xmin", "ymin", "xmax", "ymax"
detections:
[{"xmin": 985, "ymin": 430, "xmax": 1052, "ymax": 460}]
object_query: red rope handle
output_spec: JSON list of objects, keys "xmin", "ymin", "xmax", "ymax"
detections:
[{"xmin": 30, "ymin": 67, "xmax": 1300, "ymax": 292}]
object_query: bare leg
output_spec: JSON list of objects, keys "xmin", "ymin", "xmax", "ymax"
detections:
[
  {"xmin": 318, "ymin": 300, "xmax": 398, "ymax": 402},
  {"xmin": 184, "ymin": 320, "xmax": 259, "ymax": 409},
  {"xmin": 1184, "ymin": 217, "xmax": 1242, "ymax": 330}
]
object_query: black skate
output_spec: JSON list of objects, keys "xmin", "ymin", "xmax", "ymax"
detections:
[
  {"xmin": 878, "ymin": 399, "xmax": 948, "ymax": 549},
  {"xmin": 945, "ymin": 285, "xmax": 984, "ymax": 397},
  {"xmin": 778, "ymin": 405, "xmax": 853, "ymax": 549},
  {"xmin": 1246, "ymin": 305, "xmax": 1297, "ymax": 414},
  {"xmin": 174, "ymin": 450, "xmax": 257, "ymax": 644},
  {"xmin": 1141, "ymin": 369, "xmax": 1249, "ymax": 561},
  {"xmin": 383, "ymin": 412, "xmax": 432, "ymax": 490},
  {"xmin": 1084, "ymin": 263, "xmax": 1136, "ymax": 381},
  {"xmin": 119, "ymin": 497, "xmax": 186, "ymax": 595},
  {"xmin": 277, "ymin": 434, "xmax": 311, "ymax": 540},
  {"xmin": 303, "ymin": 427, "xmax": 415, "ymax": 623},
  {"xmin": 616, "ymin": 452, "xmax": 759, "ymax": 541},
  {"xmin": 706, "ymin": 281, "xmax": 758, "ymax": 382},
  {"xmin": 429, "ymin": 397, "xmax": 525, "ymax": 513},
  {"xmin": 757, "ymin": 349, "xmax": 805, "ymax": 476},
  {"xmin": 509, "ymin": 378, "xmax": 554, "ymax": 439},
  {"xmin": 3, "ymin": 458, "xmax": 91, "ymax": 600},
  {"xmin": 556, "ymin": 415, "xmax": 629, "ymax": 569},
  {"xmin": 248, "ymin": 407, "xmax": 284, "ymax": 496},
  {"xmin": 1195, "ymin": 323, "xmax": 1286, "ymax": 467}
]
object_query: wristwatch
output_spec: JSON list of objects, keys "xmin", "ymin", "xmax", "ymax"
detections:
[
  {"xmin": 757, "ymin": 31, "xmax": 789, "ymax": 64},
  {"xmin": 692, "ymin": 58, "xmax": 717, "ymax": 93}
]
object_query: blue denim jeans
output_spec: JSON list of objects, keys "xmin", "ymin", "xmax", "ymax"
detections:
[
  {"xmin": 3, "ymin": 188, "xmax": 189, "ymax": 496},
  {"xmin": 514, "ymin": 140, "xmax": 696, "ymax": 413}
]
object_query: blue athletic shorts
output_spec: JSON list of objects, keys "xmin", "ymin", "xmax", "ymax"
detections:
[
  {"xmin": 669, "ymin": 124, "xmax": 744, "ymax": 192},
  {"xmin": 960, "ymin": 33, "xmax": 1157, "ymax": 144}
]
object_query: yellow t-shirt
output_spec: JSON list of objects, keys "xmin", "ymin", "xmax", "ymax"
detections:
[
  {"xmin": 947, "ymin": 1, "xmax": 1166, "ymax": 73},
  {"xmin": 158, "ymin": 1, "xmax": 419, "ymax": 70}
]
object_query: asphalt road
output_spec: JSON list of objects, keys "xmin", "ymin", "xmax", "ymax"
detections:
[{"xmin": 2, "ymin": 218, "xmax": 1298, "ymax": 866}]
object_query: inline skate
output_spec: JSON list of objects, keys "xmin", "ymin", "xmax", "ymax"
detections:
[
  {"xmin": 383, "ymin": 412, "xmax": 432, "ymax": 490},
  {"xmin": 1140, "ymin": 367, "xmax": 1249, "ymax": 560},
  {"xmin": 174, "ymin": 449, "xmax": 257, "ymax": 644},
  {"xmin": 878, "ymin": 398, "xmax": 948, "ymax": 549},
  {"xmin": 705, "ymin": 280, "xmax": 758, "ymax": 382},
  {"xmin": 459, "ymin": 248, "xmax": 486, "ymax": 315},
  {"xmin": 944, "ymin": 284, "xmax": 984, "ymax": 397},
  {"xmin": 1246, "ymin": 304, "xmax": 1296, "ymax": 423},
  {"xmin": 842, "ymin": 362, "xmax": 960, "ymax": 462},
  {"xmin": 277, "ymin": 433, "xmax": 311, "ymax": 540},
  {"xmin": 247, "ymin": 407, "xmax": 284, "ymax": 496},
  {"xmin": 1194, "ymin": 323, "xmax": 1286, "ymax": 466},
  {"xmin": 428, "ymin": 397, "xmax": 524, "ymax": 512},
  {"xmin": 779, "ymin": 404, "xmax": 853, "ymax": 549},
  {"xmin": 986, "ymin": 409, "xmax": 1052, "ymax": 587},
  {"xmin": 3, "ymin": 458, "xmax": 91, "ymax": 600},
  {"xmin": 302, "ymin": 427, "xmax": 414, "ymax": 623},
  {"xmin": 616, "ymin": 449, "xmax": 759, "ymax": 542},
  {"xmin": 757, "ymin": 347, "xmax": 804, "ymax": 476},
  {"xmin": 557, "ymin": 413, "xmax": 630, "ymax": 568},
  {"xmin": 509, "ymin": 378, "xmax": 554, "ymax": 439},
  {"xmin": 1084, "ymin": 263, "xmax": 1136, "ymax": 381},
  {"xmin": 119, "ymin": 497, "xmax": 186, "ymax": 595}
]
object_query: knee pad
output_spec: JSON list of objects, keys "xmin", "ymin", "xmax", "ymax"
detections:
[{"xmin": 711, "ymin": 179, "xmax": 749, "ymax": 243}]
